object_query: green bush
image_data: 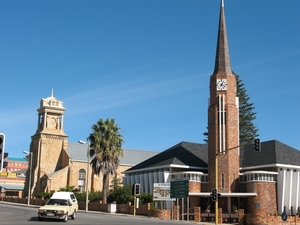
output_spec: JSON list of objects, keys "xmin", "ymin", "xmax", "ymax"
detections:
[
  {"xmin": 74, "ymin": 192, "xmax": 86, "ymax": 202},
  {"xmin": 59, "ymin": 185, "xmax": 78, "ymax": 192},
  {"xmin": 107, "ymin": 185, "xmax": 153, "ymax": 205},
  {"xmin": 37, "ymin": 190, "xmax": 55, "ymax": 199},
  {"xmin": 138, "ymin": 193, "xmax": 153, "ymax": 204},
  {"xmin": 107, "ymin": 185, "xmax": 134, "ymax": 204},
  {"xmin": 89, "ymin": 191, "xmax": 102, "ymax": 202}
]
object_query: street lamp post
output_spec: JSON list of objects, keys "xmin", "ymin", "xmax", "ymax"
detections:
[
  {"xmin": 23, "ymin": 151, "xmax": 33, "ymax": 206},
  {"xmin": 78, "ymin": 140, "xmax": 90, "ymax": 212}
]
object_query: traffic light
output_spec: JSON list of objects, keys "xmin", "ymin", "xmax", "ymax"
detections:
[
  {"xmin": 3, "ymin": 153, "xmax": 8, "ymax": 168},
  {"xmin": 254, "ymin": 138, "xmax": 261, "ymax": 152},
  {"xmin": 0, "ymin": 133, "xmax": 5, "ymax": 172},
  {"xmin": 210, "ymin": 188, "xmax": 221, "ymax": 201},
  {"xmin": 211, "ymin": 188, "xmax": 218, "ymax": 201},
  {"xmin": 132, "ymin": 183, "xmax": 140, "ymax": 196}
]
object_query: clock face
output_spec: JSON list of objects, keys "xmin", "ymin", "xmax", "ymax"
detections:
[
  {"xmin": 47, "ymin": 117, "xmax": 57, "ymax": 128},
  {"xmin": 216, "ymin": 79, "xmax": 227, "ymax": 91}
]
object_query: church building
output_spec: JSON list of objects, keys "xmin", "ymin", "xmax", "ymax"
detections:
[
  {"xmin": 123, "ymin": 1, "xmax": 300, "ymax": 224},
  {"xmin": 22, "ymin": 90, "xmax": 158, "ymax": 197}
]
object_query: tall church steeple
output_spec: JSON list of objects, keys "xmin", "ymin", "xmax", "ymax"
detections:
[
  {"xmin": 213, "ymin": 0, "xmax": 232, "ymax": 75},
  {"xmin": 207, "ymin": 0, "xmax": 239, "ymax": 193}
]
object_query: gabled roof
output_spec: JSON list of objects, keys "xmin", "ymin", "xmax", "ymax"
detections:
[
  {"xmin": 125, "ymin": 141, "xmax": 208, "ymax": 172},
  {"xmin": 67, "ymin": 140, "xmax": 300, "ymax": 173},
  {"xmin": 120, "ymin": 149, "xmax": 158, "ymax": 166},
  {"xmin": 67, "ymin": 142, "xmax": 89, "ymax": 161},
  {"xmin": 67, "ymin": 142, "xmax": 158, "ymax": 166},
  {"xmin": 241, "ymin": 140, "xmax": 300, "ymax": 168},
  {"xmin": 125, "ymin": 140, "xmax": 300, "ymax": 173}
]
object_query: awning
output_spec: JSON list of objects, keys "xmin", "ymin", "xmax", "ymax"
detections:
[{"xmin": 0, "ymin": 185, "xmax": 24, "ymax": 190}]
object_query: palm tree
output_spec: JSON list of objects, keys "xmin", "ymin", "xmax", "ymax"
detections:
[{"xmin": 88, "ymin": 118, "xmax": 124, "ymax": 204}]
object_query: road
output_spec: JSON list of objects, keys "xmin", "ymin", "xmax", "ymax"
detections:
[{"xmin": 0, "ymin": 202, "xmax": 197, "ymax": 225}]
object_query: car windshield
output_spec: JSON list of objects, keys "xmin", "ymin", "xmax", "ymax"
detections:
[{"xmin": 46, "ymin": 199, "xmax": 68, "ymax": 206}]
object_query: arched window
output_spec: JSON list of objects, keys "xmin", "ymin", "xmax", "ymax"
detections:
[{"xmin": 78, "ymin": 169, "xmax": 86, "ymax": 193}]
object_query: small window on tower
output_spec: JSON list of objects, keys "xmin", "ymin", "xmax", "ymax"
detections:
[{"xmin": 221, "ymin": 174, "xmax": 225, "ymax": 189}]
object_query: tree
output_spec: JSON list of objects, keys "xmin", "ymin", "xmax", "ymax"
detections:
[
  {"xmin": 203, "ymin": 72, "xmax": 259, "ymax": 145},
  {"xmin": 235, "ymin": 72, "xmax": 259, "ymax": 145},
  {"xmin": 88, "ymin": 118, "xmax": 124, "ymax": 204}
]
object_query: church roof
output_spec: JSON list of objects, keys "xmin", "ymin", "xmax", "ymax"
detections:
[
  {"xmin": 125, "ymin": 140, "xmax": 300, "ymax": 173},
  {"xmin": 125, "ymin": 141, "xmax": 208, "ymax": 172},
  {"xmin": 67, "ymin": 140, "xmax": 300, "ymax": 173},
  {"xmin": 240, "ymin": 140, "xmax": 300, "ymax": 168},
  {"xmin": 120, "ymin": 149, "xmax": 158, "ymax": 166},
  {"xmin": 67, "ymin": 142, "xmax": 89, "ymax": 162},
  {"xmin": 67, "ymin": 142, "xmax": 158, "ymax": 166}
]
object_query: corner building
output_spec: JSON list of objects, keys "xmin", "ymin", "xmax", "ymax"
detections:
[{"xmin": 124, "ymin": 1, "xmax": 299, "ymax": 224}]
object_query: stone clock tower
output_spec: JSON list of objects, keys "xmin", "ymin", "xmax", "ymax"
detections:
[
  {"xmin": 207, "ymin": 1, "xmax": 240, "ymax": 193},
  {"xmin": 23, "ymin": 90, "xmax": 70, "ymax": 197}
]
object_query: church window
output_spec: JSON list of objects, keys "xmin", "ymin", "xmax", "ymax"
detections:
[
  {"xmin": 218, "ymin": 95, "xmax": 227, "ymax": 152},
  {"xmin": 221, "ymin": 174, "xmax": 225, "ymax": 188},
  {"xmin": 218, "ymin": 95, "xmax": 227, "ymax": 126},
  {"xmin": 78, "ymin": 169, "xmax": 86, "ymax": 193}
]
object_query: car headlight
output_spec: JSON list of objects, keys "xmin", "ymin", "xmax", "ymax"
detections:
[
  {"xmin": 57, "ymin": 210, "xmax": 65, "ymax": 214},
  {"xmin": 38, "ymin": 209, "xmax": 46, "ymax": 213}
]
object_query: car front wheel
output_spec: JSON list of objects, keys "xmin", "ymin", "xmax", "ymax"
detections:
[
  {"xmin": 38, "ymin": 216, "xmax": 44, "ymax": 221},
  {"xmin": 71, "ymin": 211, "xmax": 76, "ymax": 220},
  {"xmin": 63, "ymin": 213, "xmax": 68, "ymax": 222}
]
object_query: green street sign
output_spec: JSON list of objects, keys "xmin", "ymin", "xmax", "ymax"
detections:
[{"xmin": 170, "ymin": 180, "xmax": 189, "ymax": 198}]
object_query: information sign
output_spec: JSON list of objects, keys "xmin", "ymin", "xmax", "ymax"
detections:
[
  {"xmin": 170, "ymin": 179, "xmax": 189, "ymax": 198},
  {"xmin": 153, "ymin": 183, "xmax": 171, "ymax": 200}
]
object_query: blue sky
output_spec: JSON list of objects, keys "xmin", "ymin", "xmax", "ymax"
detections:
[{"xmin": 1, "ymin": 0, "xmax": 299, "ymax": 158}]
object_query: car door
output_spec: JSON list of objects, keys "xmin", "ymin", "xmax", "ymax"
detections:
[
  {"xmin": 70, "ymin": 193, "xmax": 78, "ymax": 211},
  {"xmin": 68, "ymin": 199, "xmax": 75, "ymax": 214}
]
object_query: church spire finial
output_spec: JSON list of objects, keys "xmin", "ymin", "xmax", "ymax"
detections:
[
  {"xmin": 51, "ymin": 89, "xmax": 54, "ymax": 98},
  {"xmin": 213, "ymin": 0, "xmax": 232, "ymax": 75}
]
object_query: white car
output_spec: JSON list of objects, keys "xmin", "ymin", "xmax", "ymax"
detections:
[{"xmin": 37, "ymin": 192, "xmax": 78, "ymax": 222}]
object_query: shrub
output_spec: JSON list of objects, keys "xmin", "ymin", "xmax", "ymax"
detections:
[
  {"xmin": 107, "ymin": 185, "xmax": 134, "ymax": 204},
  {"xmin": 89, "ymin": 191, "xmax": 102, "ymax": 202},
  {"xmin": 37, "ymin": 190, "xmax": 55, "ymax": 199},
  {"xmin": 74, "ymin": 192, "xmax": 86, "ymax": 202},
  {"xmin": 59, "ymin": 185, "xmax": 78, "ymax": 192}
]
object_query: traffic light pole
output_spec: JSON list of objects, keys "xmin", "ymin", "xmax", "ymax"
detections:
[
  {"xmin": 215, "ymin": 153, "xmax": 218, "ymax": 225},
  {"xmin": 133, "ymin": 195, "xmax": 136, "ymax": 216},
  {"xmin": 214, "ymin": 145, "xmax": 240, "ymax": 224}
]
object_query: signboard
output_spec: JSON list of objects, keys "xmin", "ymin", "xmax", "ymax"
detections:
[
  {"xmin": 170, "ymin": 179, "xmax": 189, "ymax": 198},
  {"xmin": 153, "ymin": 183, "xmax": 171, "ymax": 200}
]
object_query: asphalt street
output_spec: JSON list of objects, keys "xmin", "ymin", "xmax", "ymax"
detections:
[{"xmin": 0, "ymin": 202, "xmax": 218, "ymax": 225}]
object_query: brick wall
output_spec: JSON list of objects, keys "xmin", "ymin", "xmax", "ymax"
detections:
[
  {"xmin": 189, "ymin": 181, "xmax": 200, "ymax": 192},
  {"xmin": 246, "ymin": 181, "xmax": 278, "ymax": 224}
]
